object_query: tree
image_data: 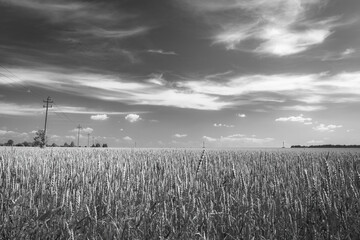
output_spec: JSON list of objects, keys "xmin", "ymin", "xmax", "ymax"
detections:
[
  {"xmin": 63, "ymin": 142, "xmax": 69, "ymax": 147},
  {"xmin": 51, "ymin": 143, "xmax": 58, "ymax": 147},
  {"xmin": 95, "ymin": 143, "xmax": 101, "ymax": 148},
  {"xmin": 6, "ymin": 139, "xmax": 14, "ymax": 146},
  {"xmin": 22, "ymin": 141, "xmax": 30, "ymax": 147},
  {"xmin": 70, "ymin": 141, "xmax": 75, "ymax": 147},
  {"xmin": 33, "ymin": 129, "xmax": 45, "ymax": 147},
  {"xmin": 102, "ymin": 143, "xmax": 108, "ymax": 148}
]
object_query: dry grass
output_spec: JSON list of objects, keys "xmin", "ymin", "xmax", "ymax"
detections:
[{"xmin": 0, "ymin": 147, "xmax": 360, "ymax": 239}]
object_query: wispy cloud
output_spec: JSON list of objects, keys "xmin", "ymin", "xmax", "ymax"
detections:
[
  {"xmin": 0, "ymin": 101, "xmax": 134, "ymax": 116},
  {"xmin": 275, "ymin": 114, "xmax": 312, "ymax": 124},
  {"xmin": 123, "ymin": 136, "xmax": 132, "ymax": 141},
  {"xmin": 203, "ymin": 134, "xmax": 274, "ymax": 146},
  {"xmin": 0, "ymin": 129, "xmax": 29, "ymax": 140},
  {"xmin": 202, "ymin": 136, "xmax": 217, "ymax": 142},
  {"xmin": 174, "ymin": 133, "xmax": 187, "ymax": 138},
  {"xmin": 178, "ymin": 0, "xmax": 342, "ymax": 56},
  {"xmin": 237, "ymin": 113, "xmax": 246, "ymax": 118},
  {"xmin": 279, "ymin": 105, "xmax": 327, "ymax": 112},
  {"xmin": 322, "ymin": 48, "xmax": 356, "ymax": 61},
  {"xmin": 0, "ymin": 67, "xmax": 228, "ymax": 110},
  {"xmin": 147, "ymin": 49, "xmax": 177, "ymax": 55},
  {"xmin": 213, "ymin": 123, "xmax": 234, "ymax": 128},
  {"xmin": 2, "ymin": 66, "xmax": 360, "ymax": 111},
  {"xmin": 5, "ymin": 0, "xmax": 150, "ymax": 40},
  {"xmin": 307, "ymin": 140, "xmax": 324, "ymax": 144},
  {"xmin": 91, "ymin": 114, "xmax": 109, "ymax": 121},
  {"xmin": 313, "ymin": 124, "xmax": 343, "ymax": 132}
]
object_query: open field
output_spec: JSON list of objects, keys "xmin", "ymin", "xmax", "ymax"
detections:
[{"xmin": 1, "ymin": 147, "xmax": 360, "ymax": 239}]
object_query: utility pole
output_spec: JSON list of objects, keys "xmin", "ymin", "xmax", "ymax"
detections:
[
  {"xmin": 87, "ymin": 133, "xmax": 90, "ymax": 148},
  {"xmin": 43, "ymin": 96, "xmax": 53, "ymax": 147},
  {"xmin": 76, "ymin": 124, "xmax": 82, "ymax": 147}
]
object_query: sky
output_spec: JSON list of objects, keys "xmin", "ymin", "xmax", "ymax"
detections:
[{"xmin": 0, "ymin": 0, "xmax": 360, "ymax": 148}]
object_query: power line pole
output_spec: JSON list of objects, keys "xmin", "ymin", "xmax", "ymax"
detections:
[
  {"xmin": 87, "ymin": 133, "xmax": 90, "ymax": 148},
  {"xmin": 76, "ymin": 124, "xmax": 82, "ymax": 147},
  {"xmin": 43, "ymin": 96, "xmax": 53, "ymax": 147}
]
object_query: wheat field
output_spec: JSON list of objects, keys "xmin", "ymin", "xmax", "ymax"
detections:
[{"xmin": 1, "ymin": 147, "xmax": 360, "ymax": 239}]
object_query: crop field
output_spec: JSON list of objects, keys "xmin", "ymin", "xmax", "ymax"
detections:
[{"xmin": 1, "ymin": 147, "xmax": 360, "ymax": 239}]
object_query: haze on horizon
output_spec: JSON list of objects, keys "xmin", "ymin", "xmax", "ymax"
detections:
[{"xmin": 0, "ymin": 0, "xmax": 359, "ymax": 148}]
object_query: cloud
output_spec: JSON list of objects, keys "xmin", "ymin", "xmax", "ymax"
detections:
[
  {"xmin": 147, "ymin": 49, "xmax": 177, "ymax": 55},
  {"xmin": 6, "ymin": 0, "xmax": 149, "ymax": 40},
  {"xmin": 3, "ymin": 66, "xmax": 360, "ymax": 111},
  {"xmin": 125, "ymin": 114, "xmax": 141, "ymax": 123},
  {"xmin": 0, "ymin": 129, "xmax": 30, "ymax": 142},
  {"xmin": 147, "ymin": 73, "xmax": 167, "ymax": 86},
  {"xmin": 0, "ymin": 67, "xmax": 228, "ymax": 110},
  {"xmin": 213, "ymin": 123, "xmax": 234, "ymax": 128},
  {"xmin": 313, "ymin": 124, "xmax": 343, "ymax": 132},
  {"xmin": 203, "ymin": 136, "xmax": 217, "ymax": 142},
  {"xmin": 275, "ymin": 114, "xmax": 312, "ymax": 124},
  {"xmin": 237, "ymin": 113, "xmax": 246, "ymax": 118},
  {"xmin": 82, "ymin": 127, "xmax": 93, "ymax": 134},
  {"xmin": 174, "ymin": 133, "xmax": 187, "ymax": 138},
  {"xmin": 178, "ymin": 0, "xmax": 340, "ymax": 56},
  {"xmin": 307, "ymin": 140, "xmax": 324, "ymax": 144},
  {"xmin": 91, "ymin": 114, "xmax": 109, "ymax": 121},
  {"xmin": 123, "ymin": 136, "xmax": 132, "ymax": 141},
  {"xmin": 279, "ymin": 105, "xmax": 327, "ymax": 111},
  {"xmin": 202, "ymin": 134, "xmax": 274, "ymax": 146},
  {"xmin": 322, "ymin": 48, "xmax": 356, "ymax": 61},
  {"xmin": 0, "ymin": 101, "xmax": 134, "ymax": 116}
]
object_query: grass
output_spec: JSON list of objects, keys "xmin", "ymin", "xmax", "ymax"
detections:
[{"xmin": 0, "ymin": 147, "xmax": 360, "ymax": 239}]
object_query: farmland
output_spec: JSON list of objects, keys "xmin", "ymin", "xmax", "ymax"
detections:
[{"xmin": 1, "ymin": 147, "xmax": 360, "ymax": 239}]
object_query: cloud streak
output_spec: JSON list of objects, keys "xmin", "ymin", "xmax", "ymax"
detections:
[
  {"xmin": 2, "ymin": 66, "xmax": 360, "ymax": 111},
  {"xmin": 275, "ymin": 114, "xmax": 312, "ymax": 124},
  {"xmin": 178, "ymin": 0, "xmax": 341, "ymax": 56}
]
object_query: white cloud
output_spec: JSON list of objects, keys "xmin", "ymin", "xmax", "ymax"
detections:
[
  {"xmin": 307, "ymin": 140, "xmax": 324, "ymax": 144},
  {"xmin": 322, "ymin": 48, "xmax": 356, "ymax": 61},
  {"xmin": 237, "ymin": 113, "xmax": 246, "ymax": 118},
  {"xmin": 91, "ymin": 114, "xmax": 108, "ymax": 121},
  {"xmin": 179, "ymin": 0, "xmax": 338, "ymax": 56},
  {"xmin": 82, "ymin": 127, "xmax": 94, "ymax": 134},
  {"xmin": 203, "ymin": 136, "xmax": 217, "ymax": 142},
  {"xmin": 279, "ymin": 105, "xmax": 327, "ymax": 112},
  {"xmin": 123, "ymin": 136, "xmax": 132, "ymax": 141},
  {"xmin": 313, "ymin": 124, "xmax": 343, "ymax": 132},
  {"xmin": 125, "ymin": 114, "xmax": 141, "ymax": 123},
  {"xmin": 1, "ymin": 67, "xmax": 229, "ymax": 110},
  {"xmin": 3, "ymin": 67, "xmax": 360, "ymax": 111},
  {"xmin": 147, "ymin": 49, "xmax": 177, "ymax": 55},
  {"xmin": 0, "ymin": 101, "xmax": 137, "ymax": 116},
  {"xmin": 174, "ymin": 133, "xmax": 187, "ymax": 138},
  {"xmin": 0, "ymin": 130, "xmax": 30, "ymax": 142},
  {"xmin": 275, "ymin": 114, "xmax": 312, "ymax": 124},
  {"xmin": 213, "ymin": 123, "xmax": 234, "ymax": 128},
  {"xmin": 202, "ymin": 134, "xmax": 274, "ymax": 145}
]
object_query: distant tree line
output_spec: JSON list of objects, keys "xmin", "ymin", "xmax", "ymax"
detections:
[
  {"xmin": 0, "ymin": 130, "xmax": 108, "ymax": 148},
  {"xmin": 291, "ymin": 144, "xmax": 360, "ymax": 148}
]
